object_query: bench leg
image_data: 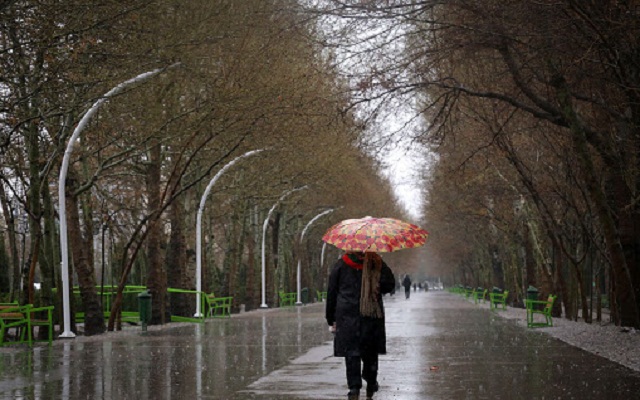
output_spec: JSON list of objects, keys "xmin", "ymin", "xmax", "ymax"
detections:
[{"xmin": 27, "ymin": 323, "xmax": 33, "ymax": 346}]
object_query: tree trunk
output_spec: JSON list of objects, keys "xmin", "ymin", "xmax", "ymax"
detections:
[
  {"xmin": 245, "ymin": 205, "xmax": 257, "ymax": 310},
  {"xmin": 610, "ymin": 174, "xmax": 640, "ymax": 327},
  {"xmin": 523, "ymin": 223, "xmax": 536, "ymax": 289},
  {"xmin": 0, "ymin": 183, "xmax": 18, "ymax": 297},
  {"xmin": 166, "ymin": 190, "xmax": 188, "ymax": 317},
  {"xmin": 570, "ymin": 260, "xmax": 591, "ymax": 323},
  {"xmin": 229, "ymin": 202, "xmax": 248, "ymax": 308},
  {"xmin": 66, "ymin": 173, "xmax": 105, "ymax": 335},
  {"xmin": 269, "ymin": 212, "xmax": 281, "ymax": 305},
  {"xmin": 146, "ymin": 140, "xmax": 167, "ymax": 325},
  {"xmin": 555, "ymin": 79, "xmax": 640, "ymax": 327},
  {"xmin": 23, "ymin": 116, "xmax": 42, "ymax": 306},
  {"xmin": 489, "ymin": 244, "xmax": 505, "ymax": 289},
  {"xmin": 0, "ymin": 235, "xmax": 9, "ymax": 294},
  {"xmin": 39, "ymin": 187, "xmax": 58, "ymax": 333}
]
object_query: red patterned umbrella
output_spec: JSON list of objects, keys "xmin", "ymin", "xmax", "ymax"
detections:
[{"xmin": 322, "ymin": 216, "xmax": 428, "ymax": 253}]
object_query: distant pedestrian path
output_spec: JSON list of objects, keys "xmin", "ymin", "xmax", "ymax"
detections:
[{"xmin": 0, "ymin": 292, "xmax": 639, "ymax": 399}]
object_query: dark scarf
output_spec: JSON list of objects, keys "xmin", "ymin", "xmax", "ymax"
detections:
[{"xmin": 342, "ymin": 252, "xmax": 383, "ymax": 319}]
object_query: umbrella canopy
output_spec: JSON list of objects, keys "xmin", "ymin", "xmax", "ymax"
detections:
[{"xmin": 322, "ymin": 216, "xmax": 428, "ymax": 253}]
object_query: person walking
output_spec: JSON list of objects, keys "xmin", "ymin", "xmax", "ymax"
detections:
[
  {"xmin": 326, "ymin": 251, "xmax": 396, "ymax": 400},
  {"xmin": 402, "ymin": 274, "xmax": 412, "ymax": 299}
]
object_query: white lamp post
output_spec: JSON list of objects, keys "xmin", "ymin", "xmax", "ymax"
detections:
[
  {"xmin": 320, "ymin": 241, "xmax": 328, "ymax": 291},
  {"xmin": 58, "ymin": 66, "xmax": 176, "ymax": 338},
  {"xmin": 296, "ymin": 209, "xmax": 334, "ymax": 305},
  {"xmin": 194, "ymin": 148, "xmax": 266, "ymax": 317},
  {"xmin": 260, "ymin": 186, "xmax": 308, "ymax": 308},
  {"xmin": 320, "ymin": 242, "xmax": 327, "ymax": 275}
]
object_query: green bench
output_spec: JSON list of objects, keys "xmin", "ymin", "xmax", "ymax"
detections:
[
  {"xmin": 0, "ymin": 304, "xmax": 28, "ymax": 345},
  {"xmin": 316, "ymin": 291, "xmax": 327, "ymax": 302},
  {"xmin": 473, "ymin": 289, "xmax": 487, "ymax": 304},
  {"xmin": 0, "ymin": 304, "xmax": 54, "ymax": 346},
  {"xmin": 464, "ymin": 287, "xmax": 474, "ymax": 299},
  {"xmin": 26, "ymin": 305, "xmax": 55, "ymax": 345},
  {"xmin": 278, "ymin": 291, "xmax": 296, "ymax": 307},
  {"xmin": 525, "ymin": 294, "xmax": 557, "ymax": 328},
  {"xmin": 206, "ymin": 293, "xmax": 233, "ymax": 318},
  {"xmin": 490, "ymin": 290, "xmax": 509, "ymax": 310},
  {"xmin": 166, "ymin": 288, "xmax": 207, "ymax": 323},
  {"xmin": 58, "ymin": 285, "xmax": 145, "ymax": 323}
]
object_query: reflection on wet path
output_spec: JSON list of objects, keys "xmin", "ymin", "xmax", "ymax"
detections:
[
  {"xmin": 1, "ymin": 292, "xmax": 639, "ymax": 399},
  {"xmin": 245, "ymin": 293, "xmax": 640, "ymax": 399},
  {"xmin": 0, "ymin": 306, "xmax": 331, "ymax": 399}
]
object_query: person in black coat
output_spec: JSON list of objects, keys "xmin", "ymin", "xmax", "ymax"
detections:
[
  {"xmin": 326, "ymin": 251, "xmax": 395, "ymax": 400},
  {"xmin": 402, "ymin": 274, "xmax": 412, "ymax": 299}
]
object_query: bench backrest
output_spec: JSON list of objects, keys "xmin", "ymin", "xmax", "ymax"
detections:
[
  {"xmin": 544, "ymin": 295, "xmax": 556, "ymax": 310},
  {"xmin": 0, "ymin": 305, "xmax": 28, "ymax": 326}
]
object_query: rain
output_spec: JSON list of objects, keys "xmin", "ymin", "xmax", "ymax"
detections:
[{"xmin": 2, "ymin": 1, "xmax": 640, "ymax": 400}]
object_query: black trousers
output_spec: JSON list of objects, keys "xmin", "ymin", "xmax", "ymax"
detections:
[{"xmin": 345, "ymin": 352, "xmax": 378, "ymax": 391}]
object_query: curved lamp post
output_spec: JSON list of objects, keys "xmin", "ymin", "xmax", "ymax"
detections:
[
  {"xmin": 260, "ymin": 186, "xmax": 308, "ymax": 308},
  {"xmin": 320, "ymin": 241, "xmax": 328, "ymax": 289},
  {"xmin": 58, "ymin": 65, "xmax": 177, "ymax": 338},
  {"xmin": 296, "ymin": 208, "xmax": 335, "ymax": 305},
  {"xmin": 194, "ymin": 148, "xmax": 266, "ymax": 317}
]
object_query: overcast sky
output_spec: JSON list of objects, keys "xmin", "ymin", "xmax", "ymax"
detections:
[
  {"xmin": 312, "ymin": 3, "xmax": 428, "ymax": 222},
  {"xmin": 377, "ymin": 111, "xmax": 427, "ymax": 223}
]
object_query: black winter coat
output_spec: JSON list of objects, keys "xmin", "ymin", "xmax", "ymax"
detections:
[
  {"xmin": 325, "ymin": 258, "xmax": 395, "ymax": 357},
  {"xmin": 402, "ymin": 275, "xmax": 412, "ymax": 289}
]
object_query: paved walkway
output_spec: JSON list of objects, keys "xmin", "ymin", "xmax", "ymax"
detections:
[{"xmin": 1, "ymin": 291, "xmax": 639, "ymax": 399}]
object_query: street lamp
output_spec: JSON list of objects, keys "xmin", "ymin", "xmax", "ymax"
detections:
[
  {"xmin": 320, "ymin": 241, "xmax": 328, "ymax": 289},
  {"xmin": 296, "ymin": 208, "xmax": 335, "ymax": 305},
  {"xmin": 58, "ymin": 65, "xmax": 177, "ymax": 338},
  {"xmin": 194, "ymin": 148, "xmax": 267, "ymax": 317},
  {"xmin": 260, "ymin": 186, "xmax": 308, "ymax": 308}
]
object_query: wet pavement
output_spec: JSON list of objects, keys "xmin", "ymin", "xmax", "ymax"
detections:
[{"xmin": 1, "ymin": 291, "xmax": 639, "ymax": 399}]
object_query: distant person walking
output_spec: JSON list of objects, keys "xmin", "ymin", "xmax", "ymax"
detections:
[{"xmin": 402, "ymin": 275, "xmax": 412, "ymax": 299}]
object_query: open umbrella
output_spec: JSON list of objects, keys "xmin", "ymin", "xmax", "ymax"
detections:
[{"xmin": 322, "ymin": 216, "xmax": 428, "ymax": 253}]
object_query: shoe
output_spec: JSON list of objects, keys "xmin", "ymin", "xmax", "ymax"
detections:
[
  {"xmin": 347, "ymin": 388, "xmax": 360, "ymax": 400},
  {"xmin": 366, "ymin": 382, "xmax": 379, "ymax": 399}
]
